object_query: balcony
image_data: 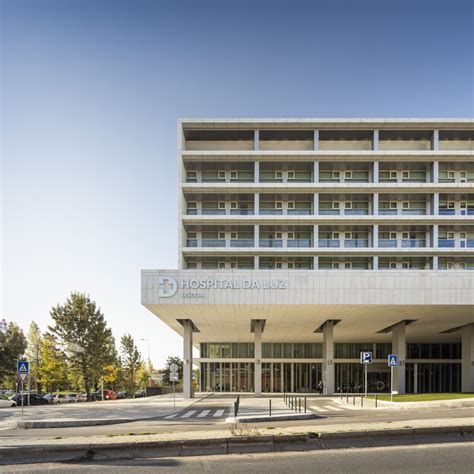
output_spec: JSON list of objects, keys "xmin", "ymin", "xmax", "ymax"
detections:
[
  {"xmin": 400, "ymin": 208, "xmax": 426, "ymax": 216},
  {"xmin": 260, "ymin": 239, "xmax": 283, "ymax": 248},
  {"xmin": 288, "ymin": 208, "xmax": 312, "ymax": 216},
  {"xmin": 202, "ymin": 209, "xmax": 226, "ymax": 215},
  {"xmin": 202, "ymin": 239, "xmax": 226, "ymax": 247},
  {"xmin": 439, "ymin": 209, "xmax": 455, "ymax": 216},
  {"xmin": 344, "ymin": 239, "xmax": 369, "ymax": 248},
  {"xmin": 319, "ymin": 209, "xmax": 340, "ymax": 215},
  {"xmin": 379, "ymin": 209, "xmax": 397, "ymax": 215},
  {"xmin": 438, "ymin": 239, "xmax": 455, "ymax": 248},
  {"xmin": 230, "ymin": 209, "xmax": 254, "ymax": 215},
  {"xmin": 344, "ymin": 208, "xmax": 369, "ymax": 216},
  {"xmin": 260, "ymin": 209, "xmax": 284, "ymax": 215},
  {"xmin": 287, "ymin": 239, "xmax": 312, "ymax": 248}
]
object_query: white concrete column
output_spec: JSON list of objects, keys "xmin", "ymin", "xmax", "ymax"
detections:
[
  {"xmin": 313, "ymin": 256, "xmax": 319, "ymax": 270},
  {"xmin": 313, "ymin": 224, "xmax": 319, "ymax": 248},
  {"xmin": 373, "ymin": 130, "xmax": 379, "ymax": 151},
  {"xmin": 183, "ymin": 320, "xmax": 194, "ymax": 399},
  {"xmin": 391, "ymin": 322, "xmax": 406, "ymax": 394},
  {"xmin": 432, "ymin": 129, "xmax": 439, "ymax": 151},
  {"xmin": 254, "ymin": 256, "xmax": 259, "ymax": 270},
  {"xmin": 254, "ymin": 160, "xmax": 260, "ymax": 183},
  {"xmin": 254, "ymin": 320, "xmax": 264, "ymax": 397},
  {"xmin": 461, "ymin": 324, "xmax": 474, "ymax": 393},
  {"xmin": 432, "ymin": 255, "xmax": 438, "ymax": 270},
  {"xmin": 432, "ymin": 161, "xmax": 439, "ymax": 184},
  {"xmin": 322, "ymin": 321, "xmax": 335, "ymax": 395},
  {"xmin": 254, "ymin": 192, "xmax": 259, "ymax": 216},
  {"xmin": 373, "ymin": 193, "xmax": 379, "ymax": 215},
  {"xmin": 313, "ymin": 161, "xmax": 319, "ymax": 182},
  {"xmin": 433, "ymin": 193, "xmax": 439, "ymax": 215},
  {"xmin": 373, "ymin": 256, "xmax": 379, "ymax": 270},
  {"xmin": 373, "ymin": 161, "xmax": 379, "ymax": 183},
  {"xmin": 373, "ymin": 224, "xmax": 379, "ymax": 248},
  {"xmin": 314, "ymin": 130, "xmax": 319, "ymax": 151},
  {"xmin": 314, "ymin": 193, "xmax": 319, "ymax": 215},
  {"xmin": 432, "ymin": 224, "xmax": 439, "ymax": 248},
  {"xmin": 254, "ymin": 130, "xmax": 260, "ymax": 151}
]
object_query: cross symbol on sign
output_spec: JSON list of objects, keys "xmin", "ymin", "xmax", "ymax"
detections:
[
  {"xmin": 162, "ymin": 279, "xmax": 174, "ymax": 294},
  {"xmin": 158, "ymin": 276, "xmax": 178, "ymax": 298}
]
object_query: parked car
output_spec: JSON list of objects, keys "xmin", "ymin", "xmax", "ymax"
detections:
[
  {"xmin": 134, "ymin": 389, "xmax": 145, "ymax": 398},
  {"xmin": 0, "ymin": 394, "xmax": 16, "ymax": 408},
  {"xmin": 10, "ymin": 393, "xmax": 48, "ymax": 406},
  {"xmin": 117, "ymin": 391, "xmax": 129, "ymax": 399},
  {"xmin": 43, "ymin": 393, "xmax": 59, "ymax": 404},
  {"xmin": 92, "ymin": 390, "xmax": 117, "ymax": 401}
]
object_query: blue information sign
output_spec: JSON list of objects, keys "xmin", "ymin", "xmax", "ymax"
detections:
[
  {"xmin": 17, "ymin": 360, "xmax": 29, "ymax": 374},
  {"xmin": 388, "ymin": 354, "xmax": 398, "ymax": 367},
  {"xmin": 360, "ymin": 352, "xmax": 373, "ymax": 364}
]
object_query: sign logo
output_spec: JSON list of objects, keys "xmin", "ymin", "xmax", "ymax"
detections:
[
  {"xmin": 360, "ymin": 352, "xmax": 373, "ymax": 364},
  {"xmin": 388, "ymin": 354, "xmax": 398, "ymax": 367},
  {"xmin": 17, "ymin": 360, "xmax": 29, "ymax": 383},
  {"xmin": 158, "ymin": 276, "xmax": 178, "ymax": 298}
]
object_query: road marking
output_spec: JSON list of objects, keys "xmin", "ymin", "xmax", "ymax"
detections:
[
  {"xmin": 310, "ymin": 405, "xmax": 344, "ymax": 413},
  {"xmin": 164, "ymin": 413, "xmax": 178, "ymax": 419},
  {"xmin": 180, "ymin": 410, "xmax": 197, "ymax": 418},
  {"xmin": 197, "ymin": 410, "xmax": 211, "ymax": 418},
  {"xmin": 213, "ymin": 409, "xmax": 225, "ymax": 417}
]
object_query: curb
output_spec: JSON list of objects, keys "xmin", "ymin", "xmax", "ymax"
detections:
[
  {"xmin": 0, "ymin": 425, "xmax": 472, "ymax": 465},
  {"xmin": 226, "ymin": 413, "xmax": 316, "ymax": 423}
]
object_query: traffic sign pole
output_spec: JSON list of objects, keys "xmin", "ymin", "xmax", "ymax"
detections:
[
  {"xmin": 390, "ymin": 366, "xmax": 393, "ymax": 405},
  {"xmin": 364, "ymin": 364, "xmax": 368, "ymax": 398}
]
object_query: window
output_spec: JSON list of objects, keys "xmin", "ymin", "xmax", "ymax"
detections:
[
  {"xmin": 275, "ymin": 232, "xmax": 283, "ymax": 239},
  {"xmin": 344, "ymin": 262, "xmax": 352, "ymax": 269},
  {"xmin": 333, "ymin": 232, "xmax": 340, "ymax": 239},
  {"xmin": 345, "ymin": 171, "xmax": 352, "ymax": 179},
  {"xmin": 390, "ymin": 171, "xmax": 397, "ymax": 179},
  {"xmin": 402, "ymin": 262, "xmax": 409, "ymax": 269},
  {"xmin": 332, "ymin": 262, "xmax": 340, "ymax": 269},
  {"xmin": 288, "ymin": 262, "xmax": 294, "ymax": 269},
  {"xmin": 288, "ymin": 171, "xmax": 295, "ymax": 179},
  {"xmin": 275, "ymin": 202, "xmax": 283, "ymax": 209},
  {"xmin": 230, "ymin": 262, "xmax": 237, "ymax": 268},
  {"xmin": 460, "ymin": 171, "xmax": 467, "ymax": 182},
  {"xmin": 187, "ymin": 171, "xmax": 197, "ymax": 181},
  {"xmin": 218, "ymin": 232, "xmax": 226, "ymax": 239},
  {"xmin": 333, "ymin": 202, "xmax": 340, "ymax": 209},
  {"xmin": 447, "ymin": 202, "xmax": 455, "ymax": 209},
  {"xmin": 447, "ymin": 171, "xmax": 455, "ymax": 179},
  {"xmin": 345, "ymin": 202, "xmax": 352, "ymax": 209},
  {"xmin": 447, "ymin": 232, "xmax": 455, "ymax": 239},
  {"xmin": 402, "ymin": 232, "xmax": 409, "ymax": 239},
  {"xmin": 390, "ymin": 202, "xmax": 397, "ymax": 209},
  {"xmin": 275, "ymin": 171, "xmax": 283, "ymax": 179},
  {"xmin": 188, "ymin": 232, "xmax": 197, "ymax": 239},
  {"xmin": 390, "ymin": 262, "xmax": 397, "ymax": 269},
  {"xmin": 345, "ymin": 232, "xmax": 351, "ymax": 239},
  {"xmin": 275, "ymin": 261, "xmax": 283, "ymax": 269},
  {"xmin": 402, "ymin": 171, "xmax": 410, "ymax": 179},
  {"xmin": 230, "ymin": 171, "xmax": 238, "ymax": 179},
  {"xmin": 218, "ymin": 261, "xmax": 226, "ymax": 269},
  {"xmin": 402, "ymin": 202, "xmax": 409, "ymax": 209},
  {"xmin": 288, "ymin": 202, "xmax": 295, "ymax": 209},
  {"xmin": 230, "ymin": 202, "xmax": 238, "ymax": 209},
  {"xmin": 218, "ymin": 202, "xmax": 226, "ymax": 209},
  {"xmin": 287, "ymin": 232, "xmax": 294, "ymax": 239},
  {"xmin": 332, "ymin": 171, "xmax": 340, "ymax": 180},
  {"xmin": 218, "ymin": 171, "xmax": 226, "ymax": 179},
  {"xmin": 390, "ymin": 232, "xmax": 397, "ymax": 239},
  {"xmin": 231, "ymin": 232, "xmax": 237, "ymax": 239},
  {"xmin": 187, "ymin": 262, "xmax": 197, "ymax": 269}
]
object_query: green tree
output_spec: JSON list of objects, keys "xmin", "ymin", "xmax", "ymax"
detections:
[
  {"xmin": 38, "ymin": 334, "xmax": 68, "ymax": 394},
  {"xmin": 103, "ymin": 364, "xmax": 120, "ymax": 390},
  {"xmin": 49, "ymin": 292, "xmax": 113, "ymax": 400},
  {"xmin": 120, "ymin": 334, "xmax": 142, "ymax": 392},
  {"xmin": 0, "ymin": 322, "xmax": 27, "ymax": 388},
  {"xmin": 136, "ymin": 362, "xmax": 151, "ymax": 389},
  {"xmin": 163, "ymin": 356, "xmax": 183, "ymax": 386},
  {"xmin": 26, "ymin": 322, "xmax": 43, "ymax": 392}
]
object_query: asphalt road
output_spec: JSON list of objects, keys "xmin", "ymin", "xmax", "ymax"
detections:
[
  {"xmin": 1, "ymin": 395, "xmax": 472, "ymax": 439},
  {"xmin": 3, "ymin": 442, "xmax": 474, "ymax": 473}
]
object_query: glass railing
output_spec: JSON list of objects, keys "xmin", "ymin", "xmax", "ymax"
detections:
[
  {"xmin": 319, "ymin": 209, "xmax": 340, "ymax": 215},
  {"xmin": 259, "ymin": 239, "xmax": 283, "ymax": 248},
  {"xmin": 379, "ymin": 209, "xmax": 397, "ymax": 215},
  {"xmin": 319, "ymin": 239, "xmax": 340, "ymax": 247},
  {"xmin": 230, "ymin": 209, "xmax": 254, "ymax": 215},
  {"xmin": 186, "ymin": 239, "xmax": 198, "ymax": 247},
  {"xmin": 288, "ymin": 178, "xmax": 312, "ymax": 182},
  {"xmin": 260, "ymin": 178, "xmax": 283, "ymax": 183},
  {"xmin": 230, "ymin": 239, "xmax": 255, "ymax": 248},
  {"xmin": 468, "ymin": 210, "xmax": 474, "ymax": 215},
  {"xmin": 230, "ymin": 178, "xmax": 254, "ymax": 182},
  {"xmin": 378, "ymin": 239, "xmax": 397, "ymax": 248},
  {"xmin": 345, "ymin": 178, "xmax": 370, "ymax": 183},
  {"xmin": 202, "ymin": 209, "xmax": 226, "ymax": 215},
  {"xmin": 344, "ymin": 209, "xmax": 369, "ymax": 215},
  {"xmin": 202, "ymin": 178, "xmax": 226, "ymax": 183},
  {"xmin": 401, "ymin": 239, "xmax": 426, "ymax": 248},
  {"xmin": 401, "ymin": 178, "xmax": 427, "ymax": 182},
  {"xmin": 439, "ymin": 209, "xmax": 455, "ymax": 215},
  {"xmin": 186, "ymin": 209, "xmax": 198, "ymax": 215},
  {"xmin": 401, "ymin": 209, "xmax": 426, "ymax": 215},
  {"xmin": 344, "ymin": 239, "xmax": 369, "ymax": 248},
  {"xmin": 379, "ymin": 178, "xmax": 397, "ymax": 182},
  {"xmin": 202, "ymin": 239, "xmax": 226, "ymax": 247},
  {"xmin": 438, "ymin": 178, "xmax": 455, "ymax": 183},
  {"xmin": 287, "ymin": 239, "xmax": 312, "ymax": 248},
  {"xmin": 466, "ymin": 240, "xmax": 474, "ymax": 248},
  {"xmin": 438, "ymin": 239, "xmax": 455, "ymax": 248},
  {"xmin": 287, "ymin": 209, "xmax": 312, "ymax": 215},
  {"xmin": 260, "ymin": 209, "xmax": 283, "ymax": 215}
]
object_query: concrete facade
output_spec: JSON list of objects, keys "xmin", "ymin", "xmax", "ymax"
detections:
[{"xmin": 142, "ymin": 119, "xmax": 474, "ymax": 397}]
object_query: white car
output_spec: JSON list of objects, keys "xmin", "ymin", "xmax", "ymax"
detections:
[
  {"xmin": 55, "ymin": 393, "xmax": 78, "ymax": 404},
  {"xmin": 0, "ymin": 394, "xmax": 16, "ymax": 408}
]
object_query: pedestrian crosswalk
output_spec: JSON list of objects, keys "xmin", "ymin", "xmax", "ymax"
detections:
[
  {"xmin": 164, "ymin": 408, "xmax": 228, "ymax": 420},
  {"xmin": 310, "ymin": 405, "xmax": 345, "ymax": 413}
]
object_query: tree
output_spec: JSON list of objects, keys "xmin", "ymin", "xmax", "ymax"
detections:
[
  {"xmin": 136, "ymin": 362, "xmax": 151, "ymax": 389},
  {"xmin": 38, "ymin": 334, "xmax": 68, "ymax": 394},
  {"xmin": 163, "ymin": 356, "xmax": 183, "ymax": 386},
  {"xmin": 26, "ymin": 322, "xmax": 43, "ymax": 392},
  {"xmin": 49, "ymin": 292, "xmax": 113, "ymax": 400},
  {"xmin": 120, "ymin": 334, "xmax": 142, "ymax": 392},
  {"xmin": 0, "ymin": 322, "xmax": 27, "ymax": 387},
  {"xmin": 103, "ymin": 364, "xmax": 120, "ymax": 390}
]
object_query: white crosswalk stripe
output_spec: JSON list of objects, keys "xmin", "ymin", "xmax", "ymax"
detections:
[
  {"xmin": 310, "ymin": 405, "xmax": 344, "ymax": 413},
  {"xmin": 213, "ymin": 409, "xmax": 225, "ymax": 417},
  {"xmin": 197, "ymin": 409, "xmax": 211, "ymax": 418},
  {"xmin": 164, "ymin": 413, "xmax": 178, "ymax": 419},
  {"xmin": 180, "ymin": 410, "xmax": 197, "ymax": 418}
]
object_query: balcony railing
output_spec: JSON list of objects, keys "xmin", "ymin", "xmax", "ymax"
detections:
[
  {"xmin": 439, "ymin": 209, "xmax": 455, "ymax": 215},
  {"xmin": 319, "ymin": 239, "xmax": 340, "ymax": 247},
  {"xmin": 344, "ymin": 239, "xmax": 369, "ymax": 248},
  {"xmin": 465, "ymin": 240, "xmax": 474, "ymax": 248},
  {"xmin": 287, "ymin": 239, "xmax": 312, "ymax": 248},
  {"xmin": 259, "ymin": 239, "xmax": 283, "ymax": 248},
  {"xmin": 186, "ymin": 239, "xmax": 198, "ymax": 247},
  {"xmin": 438, "ymin": 239, "xmax": 455, "ymax": 248},
  {"xmin": 260, "ymin": 209, "xmax": 284, "ymax": 215},
  {"xmin": 230, "ymin": 239, "xmax": 254, "ymax": 248},
  {"xmin": 319, "ymin": 209, "xmax": 340, "ymax": 215},
  {"xmin": 202, "ymin": 209, "xmax": 226, "ymax": 215},
  {"xmin": 378, "ymin": 239, "xmax": 397, "ymax": 248},
  {"xmin": 202, "ymin": 239, "xmax": 226, "ymax": 247},
  {"xmin": 401, "ymin": 239, "xmax": 426, "ymax": 248},
  {"xmin": 230, "ymin": 209, "xmax": 254, "ymax": 215},
  {"xmin": 401, "ymin": 209, "xmax": 426, "ymax": 215},
  {"xmin": 344, "ymin": 209, "xmax": 369, "ymax": 216},
  {"xmin": 379, "ymin": 209, "xmax": 397, "ymax": 215},
  {"xmin": 287, "ymin": 209, "xmax": 312, "ymax": 215}
]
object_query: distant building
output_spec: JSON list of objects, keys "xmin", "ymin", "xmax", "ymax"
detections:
[{"xmin": 142, "ymin": 119, "xmax": 474, "ymax": 398}]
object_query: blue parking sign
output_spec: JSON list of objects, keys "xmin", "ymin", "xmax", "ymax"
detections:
[
  {"xmin": 360, "ymin": 352, "xmax": 373, "ymax": 364},
  {"xmin": 388, "ymin": 354, "xmax": 398, "ymax": 367}
]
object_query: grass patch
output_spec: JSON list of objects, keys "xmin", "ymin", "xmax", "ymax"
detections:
[{"xmin": 368, "ymin": 393, "xmax": 474, "ymax": 402}]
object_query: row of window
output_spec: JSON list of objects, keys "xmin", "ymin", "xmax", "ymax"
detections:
[{"xmin": 199, "ymin": 343, "xmax": 461, "ymax": 359}]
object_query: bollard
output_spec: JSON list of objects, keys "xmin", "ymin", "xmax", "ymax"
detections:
[
  {"xmin": 353, "ymin": 393, "xmax": 355, "ymax": 406},
  {"xmin": 340, "ymin": 388, "xmax": 342, "ymax": 400},
  {"xmin": 346, "ymin": 392, "xmax": 349, "ymax": 403},
  {"xmin": 361, "ymin": 395, "xmax": 364, "ymax": 407},
  {"xmin": 304, "ymin": 396, "xmax": 307, "ymax": 414},
  {"xmin": 375, "ymin": 394, "xmax": 378, "ymax": 408},
  {"xmin": 269, "ymin": 399, "xmax": 272, "ymax": 417},
  {"xmin": 299, "ymin": 398, "xmax": 301, "ymax": 413}
]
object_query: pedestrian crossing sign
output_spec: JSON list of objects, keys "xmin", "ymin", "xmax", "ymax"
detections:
[
  {"xmin": 17, "ymin": 361, "xmax": 29, "ymax": 374},
  {"xmin": 388, "ymin": 354, "xmax": 398, "ymax": 367}
]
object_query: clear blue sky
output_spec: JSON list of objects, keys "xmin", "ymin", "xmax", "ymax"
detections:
[{"xmin": 1, "ymin": 0, "xmax": 473, "ymax": 367}]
